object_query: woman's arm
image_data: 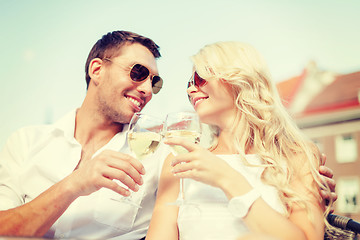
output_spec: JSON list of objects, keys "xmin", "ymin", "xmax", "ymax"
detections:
[
  {"xmin": 167, "ymin": 138, "xmax": 325, "ymax": 240},
  {"xmin": 240, "ymin": 175, "xmax": 324, "ymax": 240},
  {"xmin": 145, "ymin": 154, "xmax": 179, "ymax": 240},
  {"xmin": 234, "ymin": 151, "xmax": 325, "ymax": 240}
]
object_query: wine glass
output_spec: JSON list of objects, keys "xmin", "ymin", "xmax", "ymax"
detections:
[
  {"xmin": 128, "ymin": 112, "xmax": 163, "ymax": 161},
  {"xmin": 113, "ymin": 112, "xmax": 163, "ymax": 207},
  {"xmin": 164, "ymin": 111, "xmax": 202, "ymax": 205}
]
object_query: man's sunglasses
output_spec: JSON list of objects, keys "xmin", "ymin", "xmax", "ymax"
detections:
[
  {"xmin": 187, "ymin": 71, "xmax": 207, "ymax": 89},
  {"xmin": 104, "ymin": 58, "xmax": 163, "ymax": 94}
]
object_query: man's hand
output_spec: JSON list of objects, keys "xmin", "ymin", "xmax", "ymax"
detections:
[
  {"xmin": 319, "ymin": 154, "xmax": 337, "ymax": 212},
  {"xmin": 0, "ymin": 149, "xmax": 144, "ymax": 237},
  {"xmin": 68, "ymin": 150, "xmax": 145, "ymax": 197}
]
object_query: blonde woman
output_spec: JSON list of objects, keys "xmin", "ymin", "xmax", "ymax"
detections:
[{"xmin": 146, "ymin": 41, "xmax": 333, "ymax": 240}]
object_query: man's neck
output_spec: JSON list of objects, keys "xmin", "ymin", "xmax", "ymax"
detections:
[{"xmin": 74, "ymin": 106, "xmax": 124, "ymax": 153}]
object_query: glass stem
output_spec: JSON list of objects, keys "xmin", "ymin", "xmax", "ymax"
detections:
[{"xmin": 180, "ymin": 178, "xmax": 184, "ymax": 201}]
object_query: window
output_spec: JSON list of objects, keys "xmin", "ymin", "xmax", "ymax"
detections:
[
  {"xmin": 335, "ymin": 134, "xmax": 358, "ymax": 163},
  {"xmin": 337, "ymin": 177, "xmax": 359, "ymax": 213}
]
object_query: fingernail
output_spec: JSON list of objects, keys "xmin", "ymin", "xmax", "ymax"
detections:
[{"xmin": 134, "ymin": 185, "xmax": 139, "ymax": 192}]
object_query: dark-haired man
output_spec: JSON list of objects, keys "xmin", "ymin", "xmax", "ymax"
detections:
[{"xmin": 0, "ymin": 30, "xmax": 165, "ymax": 239}]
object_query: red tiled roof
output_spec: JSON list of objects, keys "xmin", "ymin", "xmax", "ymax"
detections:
[
  {"xmin": 276, "ymin": 70, "xmax": 306, "ymax": 107},
  {"xmin": 303, "ymin": 71, "xmax": 360, "ymax": 114}
]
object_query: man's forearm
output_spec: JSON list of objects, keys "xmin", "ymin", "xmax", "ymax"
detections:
[{"xmin": 0, "ymin": 175, "xmax": 78, "ymax": 237}]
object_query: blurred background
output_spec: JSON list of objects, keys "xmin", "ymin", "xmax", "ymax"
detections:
[{"xmin": 1, "ymin": 0, "xmax": 359, "ymax": 221}]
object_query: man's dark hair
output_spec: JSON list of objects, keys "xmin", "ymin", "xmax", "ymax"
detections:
[{"xmin": 85, "ymin": 30, "xmax": 161, "ymax": 89}]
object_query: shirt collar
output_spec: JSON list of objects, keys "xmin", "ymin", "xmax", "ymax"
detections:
[
  {"xmin": 52, "ymin": 109, "xmax": 77, "ymax": 142},
  {"xmin": 51, "ymin": 109, "xmax": 129, "ymax": 150}
]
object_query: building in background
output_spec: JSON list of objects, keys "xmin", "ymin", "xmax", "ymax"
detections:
[{"xmin": 277, "ymin": 62, "xmax": 360, "ymax": 221}]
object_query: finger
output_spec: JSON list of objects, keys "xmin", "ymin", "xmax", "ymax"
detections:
[
  {"xmin": 319, "ymin": 165, "xmax": 333, "ymax": 178},
  {"xmin": 171, "ymin": 160, "xmax": 203, "ymax": 181},
  {"xmin": 109, "ymin": 160, "xmax": 144, "ymax": 187},
  {"xmin": 169, "ymin": 147, "xmax": 204, "ymax": 167},
  {"xmin": 164, "ymin": 137, "xmax": 200, "ymax": 153},
  {"xmin": 326, "ymin": 178, "xmax": 336, "ymax": 192},
  {"xmin": 171, "ymin": 155, "xmax": 191, "ymax": 167},
  {"xmin": 171, "ymin": 165, "xmax": 195, "ymax": 178},
  {"xmin": 319, "ymin": 175, "xmax": 336, "ymax": 193},
  {"xmin": 172, "ymin": 170, "xmax": 193, "ymax": 179},
  {"xmin": 330, "ymin": 192, "xmax": 338, "ymax": 202},
  {"xmin": 107, "ymin": 153, "xmax": 145, "ymax": 184},
  {"xmin": 172, "ymin": 161, "xmax": 195, "ymax": 174},
  {"xmin": 105, "ymin": 150, "xmax": 146, "ymax": 175},
  {"xmin": 172, "ymin": 167, "xmax": 202, "ymax": 182},
  {"xmin": 170, "ymin": 150, "xmax": 201, "ymax": 167},
  {"xmin": 320, "ymin": 153, "xmax": 327, "ymax": 166},
  {"xmin": 103, "ymin": 168, "xmax": 141, "ymax": 192},
  {"xmin": 320, "ymin": 189, "xmax": 328, "ymax": 201},
  {"xmin": 320, "ymin": 190, "xmax": 338, "ymax": 203},
  {"xmin": 119, "ymin": 153, "xmax": 146, "ymax": 175},
  {"xmin": 320, "ymin": 190, "xmax": 331, "ymax": 207},
  {"xmin": 102, "ymin": 178, "xmax": 131, "ymax": 196}
]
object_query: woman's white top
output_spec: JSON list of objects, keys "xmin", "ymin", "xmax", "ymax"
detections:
[{"xmin": 177, "ymin": 154, "xmax": 286, "ymax": 240}]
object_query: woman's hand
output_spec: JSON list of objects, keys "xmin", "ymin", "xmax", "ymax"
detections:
[{"xmin": 165, "ymin": 138, "xmax": 249, "ymax": 193}]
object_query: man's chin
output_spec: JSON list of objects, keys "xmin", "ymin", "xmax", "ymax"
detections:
[{"xmin": 124, "ymin": 111, "xmax": 139, "ymax": 124}]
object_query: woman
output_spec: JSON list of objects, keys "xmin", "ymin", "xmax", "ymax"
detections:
[{"xmin": 146, "ymin": 42, "xmax": 333, "ymax": 240}]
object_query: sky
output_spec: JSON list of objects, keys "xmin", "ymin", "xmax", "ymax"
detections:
[{"xmin": 0, "ymin": 0, "xmax": 359, "ymax": 149}]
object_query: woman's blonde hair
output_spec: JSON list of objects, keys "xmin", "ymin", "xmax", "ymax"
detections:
[{"xmin": 191, "ymin": 41, "xmax": 332, "ymax": 229}]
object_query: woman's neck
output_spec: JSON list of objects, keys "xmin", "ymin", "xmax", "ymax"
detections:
[
  {"xmin": 210, "ymin": 116, "xmax": 252, "ymax": 155},
  {"xmin": 210, "ymin": 129, "xmax": 237, "ymax": 154}
]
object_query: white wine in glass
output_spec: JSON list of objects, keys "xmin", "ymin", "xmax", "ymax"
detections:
[
  {"xmin": 164, "ymin": 112, "xmax": 202, "ymax": 205},
  {"xmin": 114, "ymin": 112, "xmax": 163, "ymax": 207},
  {"xmin": 128, "ymin": 113, "xmax": 163, "ymax": 161},
  {"xmin": 165, "ymin": 130, "xmax": 201, "ymax": 155},
  {"xmin": 128, "ymin": 131, "xmax": 161, "ymax": 161}
]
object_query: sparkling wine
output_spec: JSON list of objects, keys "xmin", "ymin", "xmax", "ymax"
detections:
[
  {"xmin": 128, "ymin": 132, "xmax": 161, "ymax": 160},
  {"xmin": 165, "ymin": 130, "xmax": 201, "ymax": 155}
]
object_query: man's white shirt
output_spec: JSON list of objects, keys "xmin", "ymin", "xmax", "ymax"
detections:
[{"xmin": 0, "ymin": 110, "xmax": 169, "ymax": 239}]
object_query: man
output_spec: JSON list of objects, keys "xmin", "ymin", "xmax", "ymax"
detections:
[
  {"xmin": 0, "ymin": 30, "xmax": 165, "ymax": 239},
  {"xmin": 0, "ymin": 30, "xmax": 336, "ymax": 239}
]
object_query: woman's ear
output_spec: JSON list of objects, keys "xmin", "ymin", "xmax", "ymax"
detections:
[{"xmin": 88, "ymin": 58, "xmax": 103, "ymax": 86}]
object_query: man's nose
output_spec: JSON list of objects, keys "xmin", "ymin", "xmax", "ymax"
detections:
[{"xmin": 136, "ymin": 78, "xmax": 153, "ymax": 96}]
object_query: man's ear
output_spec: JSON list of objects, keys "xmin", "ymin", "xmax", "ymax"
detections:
[{"xmin": 88, "ymin": 58, "xmax": 103, "ymax": 86}]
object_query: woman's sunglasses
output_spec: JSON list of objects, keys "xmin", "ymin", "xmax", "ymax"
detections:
[
  {"xmin": 104, "ymin": 58, "xmax": 163, "ymax": 94},
  {"xmin": 187, "ymin": 71, "xmax": 207, "ymax": 89}
]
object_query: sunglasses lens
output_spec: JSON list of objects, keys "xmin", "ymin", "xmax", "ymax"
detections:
[
  {"xmin": 130, "ymin": 64, "xmax": 149, "ymax": 82},
  {"xmin": 187, "ymin": 80, "xmax": 192, "ymax": 88},
  {"xmin": 194, "ymin": 72, "xmax": 207, "ymax": 87},
  {"xmin": 130, "ymin": 64, "xmax": 163, "ymax": 94},
  {"xmin": 152, "ymin": 76, "xmax": 163, "ymax": 94}
]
